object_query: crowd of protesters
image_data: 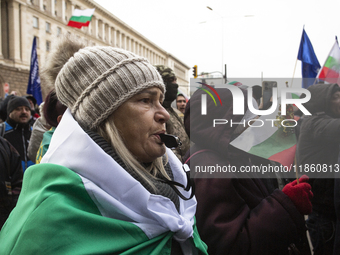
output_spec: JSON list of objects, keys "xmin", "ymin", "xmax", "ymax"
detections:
[{"xmin": 0, "ymin": 34, "xmax": 340, "ymax": 255}]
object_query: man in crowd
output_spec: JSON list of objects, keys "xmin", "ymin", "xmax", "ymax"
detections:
[
  {"xmin": 176, "ymin": 94, "xmax": 187, "ymax": 114},
  {"xmin": 154, "ymin": 65, "xmax": 190, "ymax": 161},
  {"xmin": 296, "ymin": 83, "xmax": 340, "ymax": 255},
  {"xmin": 3, "ymin": 96, "xmax": 34, "ymax": 171}
]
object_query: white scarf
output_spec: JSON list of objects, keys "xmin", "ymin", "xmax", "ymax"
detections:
[{"xmin": 41, "ymin": 109, "xmax": 196, "ymax": 243}]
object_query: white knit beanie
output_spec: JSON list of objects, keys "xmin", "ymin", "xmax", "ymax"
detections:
[{"xmin": 55, "ymin": 47, "xmax": 165, "ymax": 130}]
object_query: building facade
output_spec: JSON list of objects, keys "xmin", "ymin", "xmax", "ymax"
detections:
[{"xmin": 0, "ymin": 0, "xmax": 190, "ymax": 99}]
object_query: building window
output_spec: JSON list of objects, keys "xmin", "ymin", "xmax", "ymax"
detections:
[
  {"xmin": 46, "ymin": 41, "xmax": 51, "ymax": 52},
  {"xmin": 46, "ymin": 22, "xmax": 51, "ymax": 33},
  {"xmin": 43, "ymin": 5, "xmax": 46, "ymax": 10},
  {"xmin": 57, "ymin": 27, "xmax": 61, "ymax": 37},
  {"xmin": 34, "ymin": 36, "xmax": 40, "ymax": 48},
  {"xmin": 33, "ymin": 16, "xmax": 39, "ymax": 28}
]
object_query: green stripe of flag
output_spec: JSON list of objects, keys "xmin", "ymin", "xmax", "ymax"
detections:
[
  {"xmin": 69, "ymin": 15, "xmax": 93, "ymax": 23},
  {"xmin": 248, "ymin": 129, "xmax": 296, "ymax": 159}
]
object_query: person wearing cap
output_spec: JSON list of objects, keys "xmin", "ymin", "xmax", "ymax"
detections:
[
  {"xmin": 0, "ymin": 36, "xmax": 207, "ymax": 255},
  {"xmin": 2, "ymin": 96, "xmax": 34, "ymax": 171},
  {"xmin": 154, "ymin": 65, "xmax": 190, "ymax": 161}
]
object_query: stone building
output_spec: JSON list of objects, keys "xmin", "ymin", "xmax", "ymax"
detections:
[{"xmin": 0, "ymin": 0, "xmax": 190, "ymax": 99}]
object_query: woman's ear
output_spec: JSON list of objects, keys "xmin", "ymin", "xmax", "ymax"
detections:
[{"xmin": 57, "ymin": 115, "xmax": 63, "ymax": 124}]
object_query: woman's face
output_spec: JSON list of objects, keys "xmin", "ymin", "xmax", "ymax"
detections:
[{"xmin": 112, "ymin": 87, "xmax": 170, "ymax": 163}]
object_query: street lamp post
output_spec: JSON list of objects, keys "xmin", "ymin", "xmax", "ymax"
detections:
[{"xmin": 207, "ymin": 6, "xmax": 224, "ymax": 84}]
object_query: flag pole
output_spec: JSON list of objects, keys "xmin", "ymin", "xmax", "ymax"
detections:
[{"xmin": 291, "ymin": 59, "xmax": 298, "ymax": 88}]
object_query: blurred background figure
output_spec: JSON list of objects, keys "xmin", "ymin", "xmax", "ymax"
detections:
[
  {"xmin": 0, "ymin": 136, "xmax": 23, "ymax": 228},
  {"xmin": 154, "ymin": 65, "xmax": 190, "ymax": 161}
]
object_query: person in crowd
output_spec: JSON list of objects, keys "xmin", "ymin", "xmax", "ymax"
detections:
[
  {"xmin": 184, "ymin": 87, "xmax": 312, "ymax": 255},
  {"xmin": 296, "ymin": 83, "xmax": 340, "ymax": 255},
  {"xmin": 3, "ymin": 96, "xmax": 33, "ymax": 171},
  {"xmin": 27, "ymin": 102, "xmax": 50, "ymax": 163},
  {"xmin": 0, "ymin": 136, "xmax": 23, "ymax": 228},
  {"xmin": 25, "ymin": 95, "xmax": 40, "ymax": 126},
  {"xmin": 0, "ymin": 37, "xmax": 207, "ymax": 254},
  {"xmin": 176, "ymin": 93, "xmax": 187, "ymax": 114},
  {"xmin": 154, "ymin": 65, "xmax": 190, "ymax": 161},
  {"xmin": 35, "ymin": 89, "xmax": 67, "ymax": 163},
  {"xmin": 0, "ymin": 94, "xmax": 15, "ymax": 122}
]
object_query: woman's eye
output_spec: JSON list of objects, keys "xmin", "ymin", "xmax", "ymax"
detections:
[{"xmin": 141, "ymin": 98, "xmax": 150, "ymax": 103}]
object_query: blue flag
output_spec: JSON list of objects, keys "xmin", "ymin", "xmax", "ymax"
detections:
[
  {"xmin": 27, "ymin": 37, "xmax": 42, "ymax": 105},
  {"xmin": 297, "ymin": 29, "xmax": 321, "ymax": 88}
]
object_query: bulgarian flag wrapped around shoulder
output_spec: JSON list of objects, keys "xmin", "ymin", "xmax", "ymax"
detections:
[
  {"xmin": 230, "ymin": 105, "xmax": 297, "ymax": 169},
  {"xmin": 317, "ymin": 41, "xmax": 340, "ymax": 85},
  {"xmin": 67, "ymin": 8, "xmax": 95, "ymax": 29}
]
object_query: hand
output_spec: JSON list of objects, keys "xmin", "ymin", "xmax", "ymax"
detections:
[{"xmin": 282, "ymin": 175, "xmax": 313, "ymax": 215}]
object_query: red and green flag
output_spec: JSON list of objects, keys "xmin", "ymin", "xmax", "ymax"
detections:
[
  {"xmin": 317, "ymin": 41, "xmax": 340, "ymax": 85},
  {"xmin": 230, "ymin": 107, "xmax": 297, "ymax": 169},
  {"xmin": 67, "ymin": 8, "xmax": 95, "ymax": 29}
]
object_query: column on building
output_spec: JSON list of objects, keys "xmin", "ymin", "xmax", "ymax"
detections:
[
  {"xmin": 50, "ymin": 0, "xmax": 55, "ymax": 16},
  {"xmin": 126, "ymin": 35, "xmax": 128, "ymax": 50},
  {"xmin": 20, "ymin": 4, "xmax": 29, "ymax": 63},
  {"xmin": 8, "ymin": 0, "xmax": 21, "ymax": 61},
  {"xmin": 111, "ymin": 28, "xmax": 116, "ymax": 46},
  {"xmin": 135, "ymin": 40, "xmax": 137, "ymax": 54},
  {"xmin": 94, "ymin": 16, "xmax": 98, "ymax": 38},
  {"xmin": 121, "ymin": 33, "xmax": 125, "ymax": 49},
  {"xmin": 107, "ymin": 25, "xmax": 111, "ymax": 45},
  {"xmin": 61, "ymin": 0, "xmax": 66, "ymax": 22},
  {"xmin": 117, "ymin": 30, "xmax": 121, "ymax": 48},
  {"xmin": 130, "ymin": 39, "xmax": 134, "ymax": 53},
  {"xmin": 39, "ymin": 0, "xmax": 43, "ymax": 11},
  {"xmin": 101, "ymin": 21, "xmax": 105, "ymax": 41}
]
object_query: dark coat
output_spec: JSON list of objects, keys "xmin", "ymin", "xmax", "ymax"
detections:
[
  {"xmin": 0, "ymin": 136, "xmax": 23, "ymax": 228},
  {"xmin": 184, "ymin": 88, "xmax": 310, "ymax": 255},
  {"xmin": 296, "ymin": 83, "xmax": 340, "ymax": 217},
  {"xmin": 4, "ymin": 117, "xmax": 34, "ymax": 171}
]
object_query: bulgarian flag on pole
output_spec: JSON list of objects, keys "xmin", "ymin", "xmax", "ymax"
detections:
[
  {"xmin": 67, "ymin": 8, "xmax": 95, "ymax": 29},
  {"xmin": 230, "ymin": 107, "xmax": 297, "ymax": 169},
  {"xmin": 317, "ymin": 40, "xmax": 340, "ymax": 85}
]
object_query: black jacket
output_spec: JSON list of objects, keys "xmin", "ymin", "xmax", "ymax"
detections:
[
  {"xmin": 4, "ymin": 117, "xmax": 34, "ymax": 171},
  {"xmin": 0, "ymin": 136, "xmax": 23, "ymax": 228},
  {"xmin": 184, "ymin": 88, "xmax": 310, "ymax": 255},
  {"xmin": 296, "ymin": 83, "xmax": 340, "ymax": 217}
]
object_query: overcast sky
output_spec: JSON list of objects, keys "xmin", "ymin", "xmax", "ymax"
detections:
[{"xmin": 93, "ymin": 0, "xmax": 340, "ymax": 85}]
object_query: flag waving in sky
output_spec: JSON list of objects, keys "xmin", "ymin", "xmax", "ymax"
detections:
[
  {"xmin": 297, "ymin": 28, "xmax": 320, "ymax": 88},
  {"xmin": 317, "ymin": 40, "xmax": 340, "ymax": 85},
  {"xmin": 67, "ymin": 8, "xmax": 95, "ymax": 29},
  {"xmin": 27, "ymin": 37, "xmax": 42, "ymax": 105}
]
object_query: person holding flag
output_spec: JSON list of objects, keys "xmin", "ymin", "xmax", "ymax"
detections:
[
  {"xmin": 184, "ymin": 87, "xmax": 312, "ymax": 255},
  {"xmin": 296, "ymin": 83, "xmax": 340, "ymax": 255}
]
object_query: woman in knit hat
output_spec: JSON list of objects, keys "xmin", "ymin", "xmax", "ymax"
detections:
[{"xmin": 0, "ymin": 36, "xmax": 207, "ymax": 255}]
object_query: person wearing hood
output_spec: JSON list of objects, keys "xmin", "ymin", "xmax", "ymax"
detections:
[
  {"xmin": 184, "ymin": 87, "xmax": 312, "ymax": 255},
  {"xmin": 154, "ymin": 65, "xmax": 190, "ymax": 161},
  {"xmin": 0, "ymin": 37, "xmax": 207, "ymax": 254},
  {"xmin": 296, "ymin": 83, "xmax": 340, "ymax": 255}
]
